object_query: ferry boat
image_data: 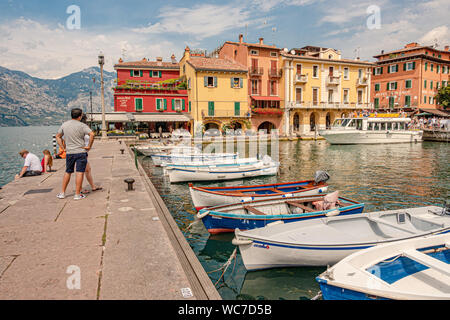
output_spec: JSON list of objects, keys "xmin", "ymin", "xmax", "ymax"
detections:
[{"xmin": 319, "ymin": 114, "xmax": 423, "ymax": 144}]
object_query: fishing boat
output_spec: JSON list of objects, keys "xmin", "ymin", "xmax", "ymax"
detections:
[
  {"xmin": 316, "ymin": 233, "xmax": 450, "ymax": 300},
  {"xmin": 319, "ymin": 115, "xmax": 423, "ymax": 144},
  {"xmin": 197, "ymin": 191, "xmax": 363, "ymax": 234},
  {"xmin": 167, "ymin": 156, "xmax": 279, "ymax": 183},
  {"xmin": 151, "ymin": 152, "xmax": 237, "ymax": 166},
  {"xmin": 232, "ymin": 205, "xmax": 450, "ymax": 271},
  {"xmin": 137, "ymin": 145, "xmax": 201, "ymax": 157},
  {"xmin": 189, "ymin": 179, "xmax": 329, "ymax": 211}
]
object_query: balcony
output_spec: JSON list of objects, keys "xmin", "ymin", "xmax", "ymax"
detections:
[
  {"xmin": 268, "ymin": 68, "xmax": 282, "ymax": 78},
  {"xmin": 295, "ymin": 74, "xmax": 308, "ymax": 83},
  {"xmin": 249, "ymin": 67, "xmax": 264, "ymax": 76},
  {"xmin": 356, "ymin": 77, "xmax": 369, "ymax": 87},
  {"xmin": 202, "ymin": 109, "xmax": 250, "ymax": 118},
  {"xmin": 326, "ymin": 75, "xmax": 341, "ymax": 86},
  {"xmin": 289, "ymin": 102, "xmax": 373, "ymax": 110}
]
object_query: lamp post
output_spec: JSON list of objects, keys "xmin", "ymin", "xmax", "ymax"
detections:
[
  {"xmin": 98, "ymin": 52, "xmax": 107, "ymax": 141},
  {"xmin": 90, "ymin": 77, "xmax": 95, "ymax": 129}
]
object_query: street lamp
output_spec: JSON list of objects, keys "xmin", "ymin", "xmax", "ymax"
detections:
[{"xmin": 98, "ymin": 52, "xmax": 107, "ymax": 141}]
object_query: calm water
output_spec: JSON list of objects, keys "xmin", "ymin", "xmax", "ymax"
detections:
[
  {"xmin": 141, "ymin": 140, "xmax": 450, "ymax": 300},
  {"xmin": 0, "ymin": 126, "xmax": 60, "ymax": 187}
]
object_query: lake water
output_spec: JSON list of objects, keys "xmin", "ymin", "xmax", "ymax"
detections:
[
  {"xmin": 141, "ymin": 139, "xmax": 449, "ymax": 300},
  {"xmin": 0, "ymin": 126, "xmax": 60, "ymax": 187}
]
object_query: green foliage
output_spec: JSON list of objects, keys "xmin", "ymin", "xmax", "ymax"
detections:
[{"xmin": 435, "ymin": 85, "xmax": 450, "ymax": 110}]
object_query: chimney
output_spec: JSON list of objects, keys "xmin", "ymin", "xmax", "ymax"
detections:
[
  {"xmin": 405, "ymin": 42, "xmax": 419, "ymax": 48},
  {"xmin": 184, "ymin": 46, "xmax": 191, "ymax": 60},
  {"xmin": 156, "ymin": 57, "xmax": 163, "ymax": 62},
  {"xmin": 239, "ymin": 34, "xmax": 243, "ymax": 44},
  {"xmin": 118, "ymin": 58, "xmax": 123, "ymax": 63},
  {"xmin": 171, "ymin": 54, "xmax": 177, "ymax": 64},
  {"xmin": 259, "ymin": 37, "xmax": 264, "ymax": 45}
]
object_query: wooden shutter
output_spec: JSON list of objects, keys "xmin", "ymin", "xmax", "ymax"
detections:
[
  {"xmin": 172, "ymin": 99, "xmax": 175, "ymax": 110},
  {"xmin": 182, "ymin": 99, "xmax": 185, "ymax": 111},
  {"xmin": 412, "ymin": 61, "xmax": 416, "ymax": 70},
  {"xmin": 139, "ymin": 70, "xmax": 143, "ymax": 77},
  {"xmin": 373, "ymin": 68, "xmax": 376, "ymax": 75},
  {"xmin": 386, "ymin": 82, "xmax": 390, "ymax": 90},
  {"xmin": 189, "ymin": 101, "xmax": 191, "ymax": 112},
  {"xmin": 156, "ymin": 99, "xmax": 160, "ymax": 110},
  {"xmin": 240, "ymin": 78, "xmax": 243, "ymax": 88},
  {"xmin": 159, "ymin": 71, "xmax": 162, "ymax": 78},
  {"xmin": 130, "ymin": 70, "xmax": 133, "ymax": 77},
  {"xmin": 403, "ymin": 63, "xmax": 407, "ymax": 71},
  {"xmin": 231, "ymin": 77, "xmax": 234, "ymax": 88},
  {"xmin": 135, "ymin": 98, "xmax": 142, "ymax": 111},
  {"xmin": 234, "ymin": 102, "xmax": 240, "ymax": 116},
  {"xmin": 208, "ymin": 102, "xmax": 214, "ymax": 116},
  {"xmin": 213, "ymin": 77, "xmax": 217, "ymax": 87},
  {"xmin": 405, "ymin": 96, "xmax": 411, "ymax": 106},
  {"xmin": 164, "ymin": 99, "xmax": 167, "ymax": 110},
  {"xmin": 394, "ymin": 82, "xmax": 398, "ymax": 89},
  {"xmin": 204, "ymin": 76, "xmax": 208, "ymax": 87},
  {"xmin": 380, "ymin": 67, "xmax": 383, "ymax": 74}
]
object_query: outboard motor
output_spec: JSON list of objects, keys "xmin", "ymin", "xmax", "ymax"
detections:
[{"xmin": 314, "ymin": 170, "xmax": 330, "ymax": 185}]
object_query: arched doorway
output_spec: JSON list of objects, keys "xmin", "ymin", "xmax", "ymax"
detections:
[
  {"xmin": 257, "ymin": 121, "xmax": 276, "ymax": 134},
  {"xmin": 230, "ymin": 121, "xmax": 242, "ymax": 130},
  {"xmin": 293, "ymin": 113, "xmax": 300, "ymax": 132},
  {"xmin": 204, "ymin": 122, "xmax": 220, "ymax": 131},
  {"xmin": 310, "ymin": 113, "xmax": 317, "ymax": 132}
]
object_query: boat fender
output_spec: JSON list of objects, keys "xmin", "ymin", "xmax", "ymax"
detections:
[
  {"xmin": 232, "ymin": 238, "xmax": 253, "ymax": 246},
  {"xmin": 325, "ymin": 209, "xmax": 340, "ymax": 217},
  {"xmin": 196, "ymin": 210, "xmax": 210, "ymax": 219}
]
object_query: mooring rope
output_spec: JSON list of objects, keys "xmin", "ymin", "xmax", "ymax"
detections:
[{"xmin": 207, "ymin": 248, "xmax": 238, "ymax": 286}]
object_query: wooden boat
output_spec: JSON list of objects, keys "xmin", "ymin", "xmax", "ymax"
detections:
[
  {"xmin": 317, "ymin": 233, "xmax": 450, "ymax": 300},
  {"xmin": 163, "ymin": 157, "xmax": 259, "ymax": 169},
  {"xmin": 197, "ymin": 191, "xmax": 363, "ymax": 234},
  {"xmin": 135, "ymin": 145, "xmax": 200, "ymax": 157},
  {"xmin": 189, "ymin": 179, "xmax": 328, "ymax": 211},
  {"xmin": 167, "ymin": 157, "xmax": 279, "ymax": 183},
  {"xmin": 151, "ymin": 152, "xmax": 237, "ymax": 166},
  {"xmin": 232, "ymin": 205, "xmax": 450, "ymax": 271}
]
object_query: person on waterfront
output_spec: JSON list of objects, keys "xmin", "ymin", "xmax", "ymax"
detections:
[
  {"xmin": 80, "ymin": 114, "xmax": 102, "ymax": 194},
  {"xmin": 15, "ymin": 150, "xmax": 42, "ymax": 179},
  {"xmin": 41, "ymin": 149, "xmax": 53, "ymax": 173},
  {"xmin": 55, "ymin": 108, "xmax": 94, "ymax": 200}
]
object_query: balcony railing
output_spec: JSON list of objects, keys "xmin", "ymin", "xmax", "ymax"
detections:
[
  {"xmin": 295, "ymin": 74, "xmax": 308, "ymax": 83},
  {"xmin": 202, "ymin": 110, "xmax": 251, "ymax": 118},
  {"xmin": 290, "ymin": 102, "xmax": 373, "ymax": 109},
  {"xmin": 249, "ymin": 67, "xmax": 264, "ymax": 76},
  {"xmin": 268, "ymin": 68, "xmax": 282, "ymax": 78},
  {"xmin": 326, "ymin": 75, "xmax": 341, "ymax": 86},
  {"xmin": 356, "ymin": 77, "xmax": 369, "ymax": 86}
]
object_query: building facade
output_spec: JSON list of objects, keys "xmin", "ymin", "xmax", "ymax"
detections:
[
  {"xmin": 113, "ymin": 56, "xmax": 190, "ymax": 133},
  {"xmin": 179, "ymin": 47, "xmax": 249, "ymax": 134},
  {"xmin": 371, "ymin": 42, "xmax": 450, "ymax": 115},
  {"xmin": 281, "ymin": 46, "xmax": 374, "ymax": 136},
  {"xmin": 218, "ymin": 35, "xmax": 283, "ymax": 133}
]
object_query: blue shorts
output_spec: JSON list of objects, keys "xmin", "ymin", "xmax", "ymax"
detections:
[{"xmin": 66, "ymin": 153, "xmax": 88, "ymax": 173}]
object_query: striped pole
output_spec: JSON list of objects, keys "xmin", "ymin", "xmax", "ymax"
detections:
[{"xmin": 52, "ymin": 134, "xmax": 57, "ymax": 155}]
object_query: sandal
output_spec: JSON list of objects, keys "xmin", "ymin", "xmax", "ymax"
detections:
[
  {"xmin": 81, "ymin": 189, "xmax": 90, "ymax": 194},
  {"xmin": 92, "ymin": 186, "xmax": 103, "ymax": 192}
]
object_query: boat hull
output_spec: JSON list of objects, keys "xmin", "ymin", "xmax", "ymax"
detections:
[
  {"xmin": 152, "ymin": 153, "xmax": 237, "ymax": 166},
  {"xmin": 319, "ymin": 130, "xmax": 422, "ymax": 145}
]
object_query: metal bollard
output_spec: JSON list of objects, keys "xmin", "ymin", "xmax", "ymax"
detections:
[
  {"xmin": 124, "ymin": 178, "xmax": 135, "ymax": 191},
  {"xmin": 52, "ymin": 134, "xmax": 57, "ymax": 155}
]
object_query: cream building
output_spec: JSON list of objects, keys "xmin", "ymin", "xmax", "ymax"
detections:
[{"xmin": 280, "ymin": 46, "xmax": 375, "ymax": 136}]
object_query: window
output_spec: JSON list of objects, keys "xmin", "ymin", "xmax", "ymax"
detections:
[
  {"xmin": 374, "ymin": 67, "xmax": 383, "ymax": 75},
  {"xmin": 388, "ymin": 64, "xmax": 398, "ymax": 73},
  {"xmin": 389, "ymin": 97, "xmax": 395, "ymax": 109},
  {"xmin": 430, "ymin": 64, "xmax": 434, "ymax": 71},
  {"xmin": 231, "ymin": 77, "xmax": 243, "ymax": 88},
  {"xmin": 404, "ymin": 95, "xmax": 411, "ymax": 107},
  {"xmin": 171, "ymin": 99, "xmax": 185, "ymax": 111},
  {"xmin": 425, "ymin": 62, "xmax": 428, "ymax": 71},
  {"xmin": 357, "ymin": 90, "xmax": 363, "ymax": 104},
  {"xmin": 404, "ymin": 62, "xmax": 415, "ymax": 71},
  {"xmin": 375, "ymin": 83, "xmax": 380, "ymax": 91},
  {"xmin": 251, "ymin": 80, "xmax": 259, "ymax": 95},
  {"xmin": 430, "ymin": 80, "xmax": 433, "ymax": 89},
  {"xmin": 188, "ymin": 78, "xmax": 191, "ymax": 89},
  {"xmin": 312, "ymin": 88, "xmax": 319, "ymax": 105},
  {"xmin": 156, "ymin": 98, "xmax": 167, "ymax": 111},
  {"xmin": 151, "ymin": 71, "xmax": 161, "ymax": 78},
  {"xmin": 313, "ymin": 65, "xmax": 319, "ymax": 78},
  {"xmin": 131, "ymin": 70, "xmax": 142, "ymax": 77},
  {"xmin": 135, "ymin": 98, "xmax": 143, "ymax": 111},
  {"xmin": 295, "ymin": 87, "xmax": 302, "ymax": 103},
  {"xmin": 250, "ymin": 49, "xmax": 259, "ymax": 55},
  {"xmin": 358, "ymin": 69, "xmax": 363, "ymax": 79},
  {"xmin": 344, "ymin": 68, "xmax": 349, "ymax": 80},
  {"xmin": 405, "ymin": 80, "xmax": 412, "ymax": 89},
  {"xmin": 387, "ymin": 82, "xmax": 397, "ymax": 90},
  {"xmin": 234, "ymin": 102, "xmax": 240, "ymax": 116},
  {"xmin": 204, "ymin": 76, "xmax": 217, "ymax": 88},
  {"xmin": 328, "ymin": 89, "xmax": 334, "ymax": 103},
  {"xmin": 270, "ymin": 81, "xmax": 277, "ymax": 96},
  {"xmin": 437, "ymin": 65, "xmax": 440, "ymax": 73},
  {"xmin": 424, "ymin": 80, "xmax": 427, "ymax": 89},
  {"xmin": 374, "ymin": 98, "xmax": 379, "ymax": 109},
  {"xmin": 296, "ymin": 64, "xmax": 302, "ymax": 75},
  {"xmin": 208, "ymin": 101, "xmax": 214, "ymax": 116},
  {"xmin": 343, "ymin": 89, "xmax": 349, "ymax": 103},
  {"xmin": 270, "ymin": 52, "xmax": 278, "ymax": 57},
  {"xmin": 424, "ymin": 95, "xmax": 427, "ymax": 104}
]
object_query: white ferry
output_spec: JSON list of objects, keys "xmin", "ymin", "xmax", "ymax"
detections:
[{"xmin": 319, "ymin": 115, "xmax": 423, "ymax": 145}]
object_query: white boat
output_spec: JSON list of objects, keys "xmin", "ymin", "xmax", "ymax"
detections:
[
  {"xmin": 317, "ymin": 233, "xmax": 450, "ymax": 300},
  {"xmin": 232, "ymin": 205, "xmax": 450, "ymax": 270},
  {"xmin": 319, "ymin": 115, "xmax": 423, "ymax": 144},
  {"xmin": 151, "ymin": 152, "xmax": 237, "ymax": 166},
  {"xmin": 167, "ymin": 156, "xmax": 279, "ymax": 183},
  {"xmin": 137, "ymin": 145, "xmax": 200, "ymax": 157}
]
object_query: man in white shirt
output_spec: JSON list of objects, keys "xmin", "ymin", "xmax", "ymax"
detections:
[{"xmin": 15, "ymin": 150, "xmax": 42, "ymax": 179}]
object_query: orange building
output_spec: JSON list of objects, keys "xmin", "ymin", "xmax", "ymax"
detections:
[
  {"xmin": 218, "ymin": 35, "xmax": 283, "ymax": 133},
  {"xmin": 371, "ymin": 42, "xmax": 450, "ymax": 116}
]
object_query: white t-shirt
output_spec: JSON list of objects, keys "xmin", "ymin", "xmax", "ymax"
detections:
[{"xmin": 24, "ymin": 153, "xmax": 42, "ymax": 172}]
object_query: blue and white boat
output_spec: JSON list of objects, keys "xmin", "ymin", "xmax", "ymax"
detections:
[
  {"xmin": 151, "ymin": 152, "xmax": 237, "ymax": 166},
  {"xmin": 317, "ymin": 232, "xmax": 450, "ymax": 300},
  {"xmin": 197, "ymin": 192, "xmax": 363, "ymax": 234},
  {"xmin": 232, "ymin": 205, "xmax": 450, "ymax": 271}
]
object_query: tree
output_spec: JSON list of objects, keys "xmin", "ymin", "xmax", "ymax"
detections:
[{"xmin": 435, "ymin": 85, "xmax": 450, "ymax": 110}]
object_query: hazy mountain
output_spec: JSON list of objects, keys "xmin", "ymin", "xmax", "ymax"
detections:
[{"xmin": 0, "ymin": 66, "xmax": 115, "ymax": 126}]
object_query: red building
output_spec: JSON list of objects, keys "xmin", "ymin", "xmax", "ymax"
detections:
[{"xmin": 113, "ymin": 56, "xmax": 191, "ymax": 133}]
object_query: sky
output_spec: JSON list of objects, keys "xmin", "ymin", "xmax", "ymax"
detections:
[{"xmin": 0, "ymin": 0, "xmax": 448, "ymax": 79}]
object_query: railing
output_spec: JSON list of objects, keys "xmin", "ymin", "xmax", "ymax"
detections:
[
  {"xmin": 356, "ymin": 77, "xmax": 369, "ymax": 86},
  {"xmin": 249, "ymin": 67, "xmax": 264, "ymax": 76},
  {"xmin": 290, "ymin": 102, "xmax": 373, "ymax": 109},
  {"xmin": 326, "ymin": 75, "xmax": 341, "ymax": 85},
  {"xmin": 295, "ymin": 74, "xmax": 308, "ymax": 83},
  {"xmin": 202, "ymin": 110, "xmax": 251, "ymax": 118},
  {"xmin": 268, "ymin": 69, "xmax": 282, "ymax": 78}
]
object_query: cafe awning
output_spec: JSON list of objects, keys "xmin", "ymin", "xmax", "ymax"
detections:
[{"xmin": 419, "ymin": 109, "xmax": 450, "ymax": 117}]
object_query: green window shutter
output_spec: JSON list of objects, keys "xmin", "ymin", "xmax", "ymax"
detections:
[
  {"xmin": 424, "ymin": 80, "xmax": 427, "ymax": 88},
  {"xmin": 135, "ymin": 99, "xmax": 143, "ymax": 111},
  {"xmin": 230, "ymin": 77, "xmax": 234, "ymax": 88},
  {"xmin": 412, "ymin": 61, "xmax": 416, "ymax": 70},
  {"xmin": 387, "ymin": 82, "xmax": 390, "ymax": 90},
  {"xmin": 164, "ymin": 99, "xmax": 167, "ymax": 110},
  {"xmin": 375, "ymin": 84, "xmax": 379, "ymax": 91},
  {"xmin": 405, "ymin": 96, "xmax": 411, "ymax": 106},
  {"xmin": 374, "ymin": 98, "xmax": 379, "ymax": 109},
  {"xmin": 208, "ymin": 102, "xmax": 214, "ymax": 116},
  {"xmin": 159, "ymin": 71, "xmax": 162, "ymax": 78},
  {"xmin": 156, "ymin": 99, "xmax": 161, "ymax": 110},
  {"xmin": 425, "ymin": 63, "xmax": 427, "ymax": 71},
  {"xmin": 172, "ymin": 99, "xmax": 175, "ymax": 110},
  {"xmin": 234, "ymin": 102, "xmax": 240, "ymax": 116},
  {"xmin": 394, "ymin": 82, "xmax": 397, "ymax": 89},
  {"xmin": 387, "ymin": 66, "xmax": 390, "ymax": 74},
  {"xmin": 182, "ymin": 99, "xmax": 185, "ymax": 111},
  {"xmin": 149, "ymin": 71, "xmax": 153, "ymax": 78},
  {"xmin": 396, "ymin": 64, "xmax": 399, "ymax": 72},
  {"xmin": 380, "ymin": 67, "xmax": 383, "ymax": 74},
  {"xmin": 240, "ymin": 78, "xmax": 243, "ymax": 88},
  {"xmin": 188, "ymin": 101, "xmax": 191, "ymax": 112},
  {"xmin": 139, "ymin": 70, "xmax": 143, "ymax": 77},
  {"xmin": 213, "ymin": 77, "xmax": 217, "ymax": 87},
  {"xmin": 403, "ymin": 63, "xmax": 406, "ymax": 71},
  {"xmin": 130, "ymin": 70, "xmax": 133, "ymax": 77},
  {"xmin": 204, "ymin": 77, "xmax": 208, "ymax": 87},
  {"xmin": 373, "ymin": 68, "xmax": 376, "ymax": 75}
]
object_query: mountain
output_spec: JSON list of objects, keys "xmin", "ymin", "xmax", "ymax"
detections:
[{"xmin": 0, "ymin": 66, "xmax": 116, "ymax": 126}]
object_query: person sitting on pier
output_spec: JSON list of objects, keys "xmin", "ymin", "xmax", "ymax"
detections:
[
  {"xmin": 41, "ymin": 149, "xmax": 53, "ymax": 173},
  {"xmin": 15, "ymin": 150, "xmax": 42, "ymax": 179}
]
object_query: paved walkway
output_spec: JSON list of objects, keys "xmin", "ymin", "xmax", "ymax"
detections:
[{"xmin": 0, "ymin": 141, "xmax": 219, "ymax": 299}]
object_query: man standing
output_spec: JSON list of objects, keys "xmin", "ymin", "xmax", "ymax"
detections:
[
  {"xmin": 15, "ymin": 150, "xmax": 42, "ymax": 179},
  {"xmin": 56, "ymin": 108, "xmax": 95, "ymax": 200}
]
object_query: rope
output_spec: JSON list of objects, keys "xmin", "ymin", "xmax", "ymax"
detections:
[
  {"xmin": 311, "ymin": 291, "xmax": 322, "ymax": 300},
  {"xmin": 208, "ymin": 248, "xmax": 237, "ymax": 286}
]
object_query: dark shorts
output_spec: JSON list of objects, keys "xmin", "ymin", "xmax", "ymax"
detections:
[
  {"xmin": 66, "ymin": 153, "xmax": 88, "ymax": 173},
  {"xmin": 23, "ymin": 170, "xmax": 42, "ymax": 177}
]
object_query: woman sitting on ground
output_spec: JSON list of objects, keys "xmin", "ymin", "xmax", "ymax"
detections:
[{"xmin": 41, "ymin": 149, "xmax": 53, "ymax": 173}]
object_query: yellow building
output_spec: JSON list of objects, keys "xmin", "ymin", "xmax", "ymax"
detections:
[
  {"xmin": 179, "ymin": 47, "xmax": 250, "ymax": 135},
  {"xmin": 280, "ymin": 46, "xmax": 375, "ymax": 136}
]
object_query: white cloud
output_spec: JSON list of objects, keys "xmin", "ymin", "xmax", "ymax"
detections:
[
  {"xmin": 420, "ymin": 26, "xmax": 449, "ymax": 46},
  {"xmin": 0, "ymin": 18, "xmax": 183, "ymax": 79}
]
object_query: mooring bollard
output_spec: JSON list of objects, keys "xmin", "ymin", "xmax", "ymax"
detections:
[
  {"xmin": 52, "ymin": 134, "xmax": 57, "ymax": 155},
  {"xmin": 124, "ymin": 178, "xmax": 135, "ymax": 191},
  {"xmin": 120, "ymin": 148, "xmax": 125, "ymax": 154}
]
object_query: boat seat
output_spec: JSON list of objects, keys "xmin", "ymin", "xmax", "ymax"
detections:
[
  {"xmin": 286, "ymin": 201, "xmax": 315, "ymax": 212},
  {"xmin": 243, "ymin": 205, "xmax": 266, "ymax": 215},
  {"xmin": 268, "ymin": 188, "xmax": 285, "ymax": 194},
  {"xmin": 403, "ymin": 249, "xmax": 450, "ymax": 278},
  {"xmin": 367, "ymin": 217, "xmax": 416, "ymax": 234}
]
